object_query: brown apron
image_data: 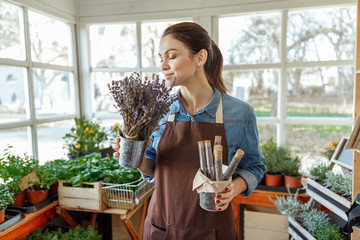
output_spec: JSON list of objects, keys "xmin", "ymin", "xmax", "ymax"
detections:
[{"xmin": 143, "ymin": 97, "xmax": 237, "ymax": 240}]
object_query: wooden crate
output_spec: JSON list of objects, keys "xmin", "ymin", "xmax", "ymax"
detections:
[
  {"xmin": 244, "ymin": 206, "xmax": 289, "ymax": 240},
  {"xmin": 58, "ymin": 180, "xmax": 105, "ymax": 211}
]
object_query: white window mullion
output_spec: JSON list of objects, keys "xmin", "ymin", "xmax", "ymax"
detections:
[
  {"xmin": 136, "ymin": 22, "xmax": 142, "ymax": 74},
  {"xmin": 278, "ymin": 10, "xmax": 288, "ymax": 147},
  {"xmin": 23, "ymin": 7, "xmax": 38, "ymax": 159}
]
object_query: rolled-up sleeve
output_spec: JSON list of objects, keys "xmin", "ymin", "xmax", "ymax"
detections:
[
  {"xmin": 141, "ymin": 135, "xmax": 157, "ymax": 183},
  {"xmin": 233, "ymin": 108, "xmax": 266, "ymax": 196}
]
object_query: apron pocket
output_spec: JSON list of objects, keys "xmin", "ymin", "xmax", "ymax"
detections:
[
  {"xmin": 150, "ymin": 223, "xmax": 167, "ymax": 239},
  {"xmin": 165, "ymin": 225, "xmax": 217, "ymax": 240}
]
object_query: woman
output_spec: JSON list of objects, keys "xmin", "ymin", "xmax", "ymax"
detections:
[{"xmin": 113, "ymin": 22, "xmax": 265, "ymax": 239}]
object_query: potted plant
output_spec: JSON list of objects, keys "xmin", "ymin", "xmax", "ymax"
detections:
[
  {"xmin": 6, "ymin": 178, "xmax": 26, "ymax": 207},
  {"xmin": 63, "ymin": 117, "xmax": 108, "ymax": 159},
  {"xmin": 324, "ymin": 171, "xmax": 352, "ymax": 200},
  {"xmin": 261, "ymin": 138, "xmax": 284, "ymax": 186},
  {"xmin": 282, "ymin": 155, "xmax": 302, "ymax": 188},
  {"xmin": 309, "ymin": 162, "xmax": 332, "ymax": 184},
  {"xmin": 108, "ymin": 73, "xmax": 178, "ymax": 168},
  {"xmin": 0, "ymin": 184, "xmax": 15, "ymax": 224},
  {"xmin": 26, "ymin": 165, "xmax": 53, "ymax": 205}
]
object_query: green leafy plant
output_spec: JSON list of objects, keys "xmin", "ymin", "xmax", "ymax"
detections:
[
  {"xmin": 27, "ymin": 165, "xmax": 56, "ymax": 191},
  {"xmin": 0, "ymin": 184, "xmax": 15, "ymax": 210},
  {"xmin": 22, "ymin": 225, "xmax": 100, "ymax": 240},
  {"xmin": 269, "ymin": 187, "xmax": 310, "ymax": 221},
  {"xmin": 314, "ymin": 224, "xmax": 345, "ymax": 240},
  {"xmin": 59, "ymin": 153, "xmax": 141, "ymax": 187},
  {"xmin": 299, "ymin": 208, "xmax": 330, "ymax": 235},
  {"xmin": 324, "ymin": 171, "xmax": 352, "ymax": 198},
  {"xmin": 63, "ymin": 117, "xmax": 107, "ymax": 158},
  {"xmin": 309, "ymin": 162, "xmax": 332, "ymax": 183},
  {"xmin": 282, "ymin": 155, "xmax": 301, "ymax": 176}
]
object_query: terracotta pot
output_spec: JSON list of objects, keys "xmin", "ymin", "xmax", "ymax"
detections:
[
  {"xmin": 27, "ymin": 189, "xmax": 49, "ymax": 205},
  {"xmin": 284, "ymin": 175, "xmax": 302, "ymax": 188},
  {"xmin": 12, "ymin": 191, "xmax": 26, "ymax": 207},
  {"xmin": 0, "ymin": 207, "xmax": 5, "ymax": 224},
  {"xmin": 50, "ymin": 183, "xmax": 59, "ymax": 195},
  {"xmin": 265, "ymin": 173, "xmax": 283, "ymax": 187}
]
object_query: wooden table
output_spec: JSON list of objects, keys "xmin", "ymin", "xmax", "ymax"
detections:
[
  {"xmin": 57, "ymin": 198, "xmax": 150, "ymax": 240},
  {"xmin": 0, "ymin": 201, "xmax": 58, "ymax": 240},
  {"xmin": 231, "ymin": 188, "xmax": 310, "ymax": 240}
]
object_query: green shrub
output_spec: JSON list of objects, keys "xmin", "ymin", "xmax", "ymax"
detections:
[
  {"xmin": 309, "ymin": 162, "xmax": 332, "ymax": 182},
  {"xmin": 314, "ymin": 224, "xmax": 345, "ymax": 240}
]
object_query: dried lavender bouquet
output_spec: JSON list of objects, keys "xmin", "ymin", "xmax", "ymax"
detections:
[{"xmin": 108, "ymin": 72, "xmax": 178, "ymax": 141}]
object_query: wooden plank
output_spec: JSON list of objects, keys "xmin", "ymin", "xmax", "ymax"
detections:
[
  {"xmin": 244, "ymin": 210, "xmax": 288, "ymax": 232},
  {"xmin": 59, "ymin": 197, "xmax": 102, "ymax": 211},
  {"xmin": 288, "ymin": 217, "xmax": 316, "ymax": 240},
  {"xmin": 245, "ymin": 228, "xmax": 289, "ymax": 240},
  {"xmin": 0, "ymin": 201, "xmax": 58, "ymax": 239},
  {"xmin": 307, "ymin": 178, "xmax": 351, "ymax": 209}
]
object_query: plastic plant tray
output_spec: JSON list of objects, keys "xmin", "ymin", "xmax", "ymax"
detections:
[
  {"xmin": 256, "ymin": 184, "xmax": 306, "ymax": 194},
  {"xmin": 7, "ymin": 194, "xmax": 58, "ymax": 214},
  {"xmin": 0, "ymin": 209, "xmax": 24, "ymax": 232}
]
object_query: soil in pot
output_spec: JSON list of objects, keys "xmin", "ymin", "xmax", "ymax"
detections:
[
  {"xmin": 265, "ymin": 173, "xmax": 283, "ymax": 187},
  {"xmin": 12, "ymin": 191, "xmax": 26, "ymax": 207},
  {"xmin": 27, "ymin": 189, "xmax": 49, "ymax": 205},
  {"xmin": 0, "ymin": 207, "xmax": 5, "ymax": 224},
  {"xmin": 284, "ymin": 175, "xmax": 302, "ymax": 188}
]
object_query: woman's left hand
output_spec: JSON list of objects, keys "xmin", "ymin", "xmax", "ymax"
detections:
[{"xmin": 215, "ymin": 177, "xmax": 248, "ymax": 211}]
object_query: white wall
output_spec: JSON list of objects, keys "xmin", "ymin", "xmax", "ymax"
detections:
[{"xmin": 76, "ymin": 0, "xmax": 356, "ymax": 23}]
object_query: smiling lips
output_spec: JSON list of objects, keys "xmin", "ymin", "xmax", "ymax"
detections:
[{"xmin": 165, "ymin": 73, "xmax": 174, "ymax": 79}]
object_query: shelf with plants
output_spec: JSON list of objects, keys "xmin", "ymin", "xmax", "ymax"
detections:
[{"xmin": 270, "ymin": 188, "xmax": 346, "ymax": 240}]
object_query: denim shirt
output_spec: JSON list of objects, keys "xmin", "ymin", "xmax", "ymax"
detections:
[{"xmin": 143, "ymin": 87, "xmax": 266, "ymax": 196}]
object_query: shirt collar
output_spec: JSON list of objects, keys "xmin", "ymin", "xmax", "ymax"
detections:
[{"xmin": 169, "ymin": 86, "xmax": 221, "ymax": 118}]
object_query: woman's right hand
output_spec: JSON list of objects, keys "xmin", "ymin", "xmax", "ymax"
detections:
[{"xmin": 112, "ymin": 137, "xmax": 120, "ymax": 158}]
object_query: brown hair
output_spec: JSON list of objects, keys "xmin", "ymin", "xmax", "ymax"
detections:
[{"xmin": 162, "ymin": 22, "xmax": 227, "ymax": 93}]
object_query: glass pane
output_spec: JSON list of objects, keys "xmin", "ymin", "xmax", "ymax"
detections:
[
  {"xmin": 288, "ymin": 7, "xmax": 356, "ymax": 62},
  {"xmin": 285, "ymin": 124, "xmax": 352, "ymax": 157},
  {"xmin": 89, "ymin": 24, "xmax": 136, "ymax": 68},
  {"xmin": 286, "ymin": 66, "xmax": 354, "ymax": 117},
  {"xmin": 219, "ymin": 13, "xmax": 280, "ymax": 65},
  {"xmin": 0, "ymin": 66, "xmax": 28, "ymax": 123},
  {"xmin": 37, "ymin": 120, "xmax": 72, "ymax": 163},
  {"xmin": 92, "ymin": 72, "xmax": 132, "ymax": 113},
  {"xmin": 223, "ymin": 70, "xmax": 278, "ymax": 117},
  {"xmin": 29, "ymin": 10, "xmax": 72, "ymax": 66},
  {"xmin": 0, "ymin": 1, "xmax": 25, "ymax": 60},
  {"xmin": 258, "ymin": 124, "xmax": 276, "ymax": 145},
  {"xmin": 0, "ymin": 127, "xmax": 31, "ymax": 156},
  {"xmin": 33, "ymin": 69, "xmax": 75, "ymax": 117},
  {"xmin": 141, "ymin": 21, "xmax": 186, "ymax": 68}
]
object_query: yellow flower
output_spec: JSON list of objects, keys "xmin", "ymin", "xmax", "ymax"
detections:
[
  {"xmin": 78, "ymin": 136, "xmax": 80, "ymax": 141},
  {"xmin": 89, "ymin": 130, "xmax": 95, "ymax": 134},
  {"xmin": 77, "ymin": 125, "xmax": 81, "ymax": 129},
  {"xmin": 333, "ymin": 141, "xmax": 338, "ymax": 144},
  {"xmin": 330, "ymin": 144, "xmax": 336, "ymax": 150},
  {"xmin": 83, "ymin": 123, "xmax": 87, "ymax": 126},
  {"xmin": 76, "ymin": 143, "xmax": 81, "ymax": 149},
  {"xmin": 84, "ymin": 127, "xmax": 89, "ymax": 134},
  {"xmin": 114, "ymin": 123, "xmax": 119, "ymax": 128}
]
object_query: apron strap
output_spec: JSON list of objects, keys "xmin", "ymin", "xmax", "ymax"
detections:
[{"xmin": 167, "ymin": 96, "xmax": 223, "ymax": 123}]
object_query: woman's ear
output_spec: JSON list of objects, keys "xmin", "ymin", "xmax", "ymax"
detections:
[{"xmin": 197, "ymin": 49, "xmax": 208, "ymax": 66}]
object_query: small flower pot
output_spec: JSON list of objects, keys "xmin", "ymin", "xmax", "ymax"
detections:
[
  {"xmin": 265, "ymin": 173, "xmax": 283, "ymax": 187},
  {"xmin": 50, "ymin": 183, "xmax": 59, "ymax": 196},
  {"xmin": 284, "ymin": 175, "xmax": 302, "ymax": 188},
  {"xmin": 119, "ymin": 135, "xmax": 148, "ymax": 168},
  {"xmin": 27, "ymin": 189, "xmax": 49, "ymax": 205},
  {"xmin": 12, "ymin": 191, "xmax": 26, "ymax": 207},
  {"xmin": 0, "ymin": 207, "xmax": 6, "ymax": 224}
]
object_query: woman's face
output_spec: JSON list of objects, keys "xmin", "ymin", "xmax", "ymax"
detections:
[{"xmin": 158, "ymin": 35, "xmax": 198, "ymax": 86}]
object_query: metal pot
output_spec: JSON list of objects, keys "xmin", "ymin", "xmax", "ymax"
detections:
[{"xmin": 119, "ymin": 135, "xmax": 148, "ymax": 169}]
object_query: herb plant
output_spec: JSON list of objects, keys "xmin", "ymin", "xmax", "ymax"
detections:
[
  {"xmin": 63, "ymin": 117, "xmax": 107, "ymax": 158},
  {"xmin": 309, "ymin": 162, "xmax": 332, "ymax": 183},
  {"xmin": 108, "ymin": 73, "xmax": 178, "ymax": 141},
  {"xmin": 314, "ymin": 224, "xmax": 345, "ymax": 240},
  {"xmin": 22, "ymin": 225, "xmax": 100, "ymax": 240},
  {"xmin": 299, "ymin": 208, "xmax": 330, "ymax": 235},
  {"xmin": 0, "ymin": 184, "xmax": 15, "ymax": 210},
  {"xmin": 269, "ymin": 187, "xmax": 310, "ymax": 221},
  {"xmin": 322, "ymin": 140, "xmax": 338, "ymax": 160},
  {"xmin": 324, "ymin": 171, "xmax": 352, "ymax": 198}
]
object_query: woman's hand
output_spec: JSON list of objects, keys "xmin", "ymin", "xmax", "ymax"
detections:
[
  {"xmin": 215, "ymin": 177, "xmax": 248, "ymax": 211},
  {"xmin": 112, "ymin": 137, "xmax": 120, "ymax": 158}
]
